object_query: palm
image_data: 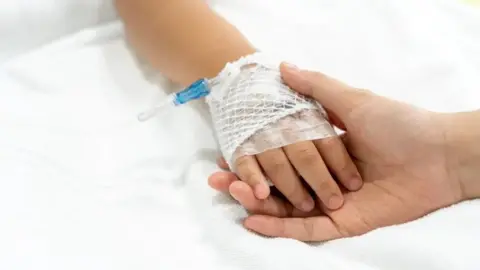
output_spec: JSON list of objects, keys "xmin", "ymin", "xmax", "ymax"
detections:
[
  {"xmin": 323, "ymin": 98, "xmax": 463, "ymax": 235},
  {"xmin": 323, "ymin": 160, "xmax": 458, "ymax": 237}
]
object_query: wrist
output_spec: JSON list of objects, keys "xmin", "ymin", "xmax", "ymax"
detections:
[{"xmin": 444, "ymin": 111, "xmax": 480, "ymax": 200}]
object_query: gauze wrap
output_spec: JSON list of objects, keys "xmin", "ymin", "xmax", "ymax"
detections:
[{"xmin": 206, "ymin": 53, "xmax": 337, "ymax": 170}]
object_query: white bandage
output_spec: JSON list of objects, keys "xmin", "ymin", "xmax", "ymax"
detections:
[{"xmin": 206, "ymin": 53, "xmax": 336, "ymax": 170}]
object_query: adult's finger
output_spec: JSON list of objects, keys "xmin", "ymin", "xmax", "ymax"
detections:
[
  {"xmin": 280, "ymin": 63, "xmax": 373, "ymax": 122},
  {"xmin": 244, "ymin": 215, "xmax": 344, "ymax": 242},
  {"xmin": 235, "ymin": 155, "xmax": 270, "ymax": 199}
]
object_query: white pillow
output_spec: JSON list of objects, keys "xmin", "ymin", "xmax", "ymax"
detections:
[{"xmin": 0, "ymin": 0, "xmax": 117, "ymax": 62}]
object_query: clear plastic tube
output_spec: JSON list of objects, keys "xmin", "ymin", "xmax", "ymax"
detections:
[
  {"xmin": 137, "ymin": 78, "xmax": 213, "ymax": 122},
  {"xmin": 137, "ymin": 94, "xmax": 176, "ymax": 122}
]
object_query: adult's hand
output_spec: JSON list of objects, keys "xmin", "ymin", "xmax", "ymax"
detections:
[{"xmin": 209, "ymin": 63, "xmax": 479, "ymax": 241}]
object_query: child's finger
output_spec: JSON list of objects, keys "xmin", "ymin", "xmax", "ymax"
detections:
[
  {"xmin": 314, "ymin": 137, "xmax": 362, "ymax": 191},
  {"xmin": 229, "ymin": 181, "xmax": 289, "ymax": 217},
  {"xmin": 235, "ymin": 155, "xmax": 270, "ymax": 199},
  {"xmin": 208, "ymin": 171, "xmax": 237, "ymax": 192},
  {"xmin": 283, "ymin": 141, "xmax": 344, "ymax": 210},
  {"xmin": 216, "ymin": 157, "xmax": 230, "ymax": 170},
  {"xmin": 256, "ymin": 149, "xmax": 315, "ymax": 212},
  {"xmin": 229, "ymin": 181, "xmax": 325, "ymax": 218}
]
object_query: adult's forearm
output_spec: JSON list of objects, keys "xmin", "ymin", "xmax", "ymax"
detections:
[
  {"xmin": 115, "ymin": 0, "xmax": 256, "ymax": 86},
  {"xmin": 446, "ymin": 110, "xmax": 480, "ymax": 200}
]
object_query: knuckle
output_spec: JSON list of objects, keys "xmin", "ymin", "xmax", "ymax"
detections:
[
  {"xmin": 317, "ymin": 139, "xmax": 353, "ymax": 174},
  {"xmin": 334, "ymin": 157, "xmax": 350, "ymax": 175},
  {"xmin": 303, "ymin": 219, "xmax": 317, "ymax": 240},
  {"xmin": 235, "ymin": 157, "xmax": 261, "ymax": 184},
  {"xmin": 318, "ymin": 178, "xmax": 331, "ymax": 191},
  {"xmin": 265, "ymin": 156, "xmax": 288, "ymax": 175},
  {"xmin": 333, "ymin": 153, "xmax": 356, "ymax": 178},
  {"xmin": 279, "ymin": 219, "xmax": 289, "ymax": 237},
  {"xmin": 295, "ymin": 147, "xmax": 320, "ymax": 166},
  {"xmin": 337, "ymin": 225, "xmax": 354, "ymax": 238},
  {"xmin": 315, "ymin": 180, "xmax": 337, "ymax": 197},
  {"xmin": 235, "ymin": 156, "xmax": 249, "ymax": 170},
  {"xmin": 282, "ymin": 184, "xmax": 301, "ymax": 202},
  {"xmin": 243, "ymin": 170, "xmax": 260, "ymax": 185},
  {"xmin": 318, "ymin": 137, "xmax": 338, "ymax": 148}
]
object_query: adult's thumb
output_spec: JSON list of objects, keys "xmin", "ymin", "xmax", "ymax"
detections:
[{"xmin": 280, "ymin": 62, "xmax": 371, "ymax": 121}]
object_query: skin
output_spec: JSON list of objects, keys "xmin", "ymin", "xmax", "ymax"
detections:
[
  {"xmin": 115, "ymin": 0, "xmax": 363, "ymax": 212},
  {"xmin": 209, "ymin": 63, "xmax": 480, "ymax": 242}
]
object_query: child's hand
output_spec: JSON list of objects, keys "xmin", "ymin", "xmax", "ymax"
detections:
[
  {"xmin": 216, "ymin": 132, "xmax": 362, "ymax": 212},
  {"xmin": 207, "ymin": 55, "xmax": 362, "ymax": 212}
]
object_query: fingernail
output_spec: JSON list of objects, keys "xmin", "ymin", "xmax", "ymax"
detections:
[
  {"xmin": 349, "ymin": 176, "xmax": 363, "ymax": 191},
  {"xmin": 301, "ymin": 199, "xmax": 315, "ymax": 212},
  {"xmin": 328, "ymin": 195, "xmax": 344, "ymax": 210}
]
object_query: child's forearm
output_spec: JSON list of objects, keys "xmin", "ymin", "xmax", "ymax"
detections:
[
  {"xmin": 446, "ymin": 110, "xmax": 480, "ymax": 200},
  {"xmin": 115, "ymin": 0, "xmax": 256, "ymax": 86}
]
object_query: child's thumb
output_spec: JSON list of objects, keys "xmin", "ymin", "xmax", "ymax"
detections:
[{"xmin": 280, "ymin": 62, "xmax": 371, "ymax": 121}]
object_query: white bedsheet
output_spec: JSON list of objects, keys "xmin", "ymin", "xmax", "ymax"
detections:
[{"xmin": 1, "ymin": 0, "xmax": 479, "ymax": 269}]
